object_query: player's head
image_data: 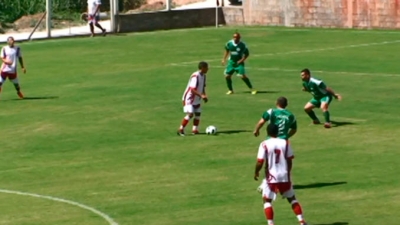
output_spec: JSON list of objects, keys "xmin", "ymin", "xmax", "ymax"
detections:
[
  {"xmin": 198, "ymin": 61, "xmax": 209, "ymax": 73},
  {"xmin": 7, "ymin": 36, "xmax": 15, "ymax": 47},
  {"xmin": 266, "ymin": 123, "xmax": 279, "ymax": 137},
  {"xmin": 233, "ymin": 31, "xmax": 241, "ymax": 44},
  {"xmin": 301, "ymin": 68, "xmax": 311, "ymax": 81},
  {"xmin": 276, "ymin": 96, "xmax": 288, "ymax": 108}
]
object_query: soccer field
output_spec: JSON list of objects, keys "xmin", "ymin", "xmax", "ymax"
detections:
[{"xmin": 0, "ymin": 26, "xmax": 399, "ymax": 225}]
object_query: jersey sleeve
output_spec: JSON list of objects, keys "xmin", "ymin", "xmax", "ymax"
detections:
[
  {"xmin": 262, "ymin": 109, "xmax": 272, "ymax": 121},
  {"xmin": 318, "ymin": 81, "xmax": 327, "ymax": 89},
  {"xmin": 290, "ymin": 115, "xmax": 297, "ymax": 129},
  {"xmin": 224, "ymin": 41, "xmax": 230, "ymax": 50},
  {"xmin": 257, "ymin": 142, "xmax": 267, "ymax": 162},
  {"xmin": 188, "ymin": 75, "xmax": 198, "ymax": 89},
  {"xmin": 1, "ymin": 47, "xmax": 5, "ymax": 59},
  {"xmin": 286, "ymin": 143, "xmax": 294, "ymax": 159},
  {"xmin": 96, "ymin": 0, "xmax": 102, "ymax": 5}
]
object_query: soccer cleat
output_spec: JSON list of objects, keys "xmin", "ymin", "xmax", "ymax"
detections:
[
  {"xmin": 17, "ymin": 91, "xmax": 24, "ymax": 99},
  {"xmin": 300, "ymin": 221, "xmax": 308, "ymax": 225},
  {"xmin": 226, "ymin": 90, "xmax": 234, "ymax": 95},
  {"xmin": 192, "ymin": 130, "xmax": 199, "ymax": 135},
  {"xmin": 251, "ymin": 89, "xmax": 257, "ymax": 95},
  {"xmin": 102, "ymin": 29, "xmax": 107, "ymax": 36},
  {"xmin": 177, "ymin": 129, "xmax": 185, "ymax": 136},
  {"xmin": 312, "ymin": 120, "xmax": 321, "ymax": 125},
  {"xmin": 324, "ymin": 122, "xmax": 332, "ymax": 128}
]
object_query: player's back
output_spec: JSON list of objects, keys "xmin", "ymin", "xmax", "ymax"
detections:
[
  {"xmin": 261, "ymin": 138, "xmax": 293, "ymax": 183},
  {"xmin": 266, "ymin": 108, "xmax": 296, "ymax": 139}
]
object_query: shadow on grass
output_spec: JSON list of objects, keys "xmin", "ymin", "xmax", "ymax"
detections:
[{"xmin": 294, "ymin": 181, "xmax": 347, "ymax": 190}]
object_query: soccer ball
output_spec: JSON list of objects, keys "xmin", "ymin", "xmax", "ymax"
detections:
[{"xmin": 205, "ymin": 125, "xmax": 217, "ymax": 135}]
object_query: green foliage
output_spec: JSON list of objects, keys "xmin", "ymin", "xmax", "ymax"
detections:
[{"xmin": 0, "ymin": 0, "xmax": 93, "ymax": 23}]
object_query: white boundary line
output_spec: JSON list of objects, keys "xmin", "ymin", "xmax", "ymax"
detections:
[
  {"xmin": 169, "ymin": 39, "xmax": 400, "ymax": 66},
  {"xmin": 0, "ymin": 189, "xmax": 119, "ymax": 225},
  {"xmin": 172, "ymin": 64, "xmax": 400, "ymax": 77}
]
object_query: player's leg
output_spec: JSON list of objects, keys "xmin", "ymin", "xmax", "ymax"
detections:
[
  {"xmin": 262, "ymin": 183, "xmax": 277, "ymax": 225},
  {"xmin": 304, "ymin": 99, "xmax": 320, "ymax": 124},
  {"xmin": 10, "ymin": 75, "xmax": 23, "ymax": 99},
  {"xmin": 283, "ymin": 185, "xmax": 307, "ymax": 225},
  {"xmin": 237, "ymin": 65, "xmax": 256, "ymax": 94},
  {"xmin": 89, "ymin": 21, "xmax": 95, "ymax": 37},
  {"xmin": 224, "ymin": 65, "xmax": 235, "ymax": 94},
  {"xmin": 0, "ymin": 72, "xmax": 7, "ymax": 94},
  {"xmin": 94, "ymin": 15, "xmax": 106, "ymax": 36},
  {"xmin": 192, "ymin": 105, "xmax": 201, "ymax": 134},
  {"xmin": 320, "ymin": 96, "xmax": 333, "ymax": 128},
  {"xmin": 178, "ymin": 105, "xmax": 194, "ymax": 136}
]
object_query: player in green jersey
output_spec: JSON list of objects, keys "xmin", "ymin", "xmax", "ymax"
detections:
[
  {"xmin": 221, "ymin": 32, "xmax": 257, "ymax": 95},
  {"xmin": 301, "ymin": 68, "xmax": 342, "ymax": 128},
  {"xmin": 253, "ymin": 97, "xmax": 297, "ymax": 140}
]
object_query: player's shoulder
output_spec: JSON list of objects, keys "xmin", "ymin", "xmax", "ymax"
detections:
[
  {"xmin": 310, "ymin": 77, "xmax": 323, "ymax": 84},
  {"xmin": 191, "ymin": 71, "xmax": 200, "ymax": 76}
]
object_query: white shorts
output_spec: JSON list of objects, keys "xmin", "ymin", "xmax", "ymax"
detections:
[
  {"xmin": 260, "ymin": 179, "xmax": 295, "ymax": 201},
  {"xmin": 183, "ymin": 104, "xmax": 201, "ymax": 113}
]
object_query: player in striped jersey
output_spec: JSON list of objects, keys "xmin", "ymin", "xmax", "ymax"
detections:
[
  {"xmin": 254, "ymin": 123, "xmax": 307, "ymax": 225},
  {"xmin": 177, "ymin": 61, "xmax": 208, "ymax": 136}
]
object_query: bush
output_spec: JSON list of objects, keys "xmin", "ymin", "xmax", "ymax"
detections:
[{"xmin": 0, "ymin": 0, "xmax": 146, "ymax": 23}]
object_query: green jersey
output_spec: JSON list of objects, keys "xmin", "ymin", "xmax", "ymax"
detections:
[
  {"xmin": 225, "ymin": 40, "xmax": 249, "ymax": 64},
  {"xmin": 261, "ymin": 108, "xmax": 297, "ymax": 140},
  {"xmin": 302, "ymin": 77, "xmax": 331, "ymax": 100}
]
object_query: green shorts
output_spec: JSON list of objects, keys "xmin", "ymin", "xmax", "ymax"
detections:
[
  {"xmin": 309, "ymin": 95, "xmax": 333, "ymax": 108},
  {"xmin": 224, "ymin": 63, "xmax": 245, "ymax": 76}
]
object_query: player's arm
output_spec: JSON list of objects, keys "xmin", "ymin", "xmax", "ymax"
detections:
[
  {"xmin": 188, "ymin": 76, "xmax": 207, "ymax": 102},
  {"xmin": 254, "ymin": 143, "xmax": 266, "ymax": 180},
  {"xmin": 222, "ymin": 50, "xmax": 229, "ymax": 65},
  {"xmin": 0, "ymin": 48, "xmax": 11, "ymax": 65},
  {"xmin": 237, "ymin": 47, "xmax": 249, "ymax": 64},
  {"xmin": 254, "ymin": 111, "xmax": 270, "ymax": 137},
  {"xmin": 288, "ymin": 116, "xmax": 297, "ymax": 138},
  {"xmin": 321, "ymin": 82, "xmax": 341, "ymax": 100},
  {"xmin": 18, "ymin": 56, "xmax": 26, "ymax": 73},
  {"xmin": 286, "ymin": 143, "xmax": 294, "ymax": 172}
]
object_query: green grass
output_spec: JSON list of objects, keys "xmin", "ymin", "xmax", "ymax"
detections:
[{"xmin": 0, "ymin": 26, "xmax": 399, "ymax": 225}]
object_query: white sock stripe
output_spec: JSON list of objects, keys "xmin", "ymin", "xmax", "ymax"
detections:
[
  {"xmin": 291, "ymin": 200, "xmax": 298, "ymax": 205},
  {"xmin": 194, "ymin": 116, "xmax": 200, "ymax": 120},
  {"xmin": 184, "ymin": 115, "xmax": 191, "ymax": 120},
  {"xmin": 264, "ymin": 202, "xmax": 272, "ymax": 209}
]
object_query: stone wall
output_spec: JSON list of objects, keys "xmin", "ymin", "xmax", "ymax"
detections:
[
  {"xmin": 117, "ymin": 8, "xmax": 226, "ymax": 32},
  {"xmin": 244, "ymin": 0, "xmax": 400, "ymax": 29}
]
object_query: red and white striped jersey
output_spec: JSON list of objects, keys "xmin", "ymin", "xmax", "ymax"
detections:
[
  {"xmin": 257, "ymin": 138, "xmax": 294, "ymax": 183},
  {"xmin": 182, "ymin": 71, "xmax": 206, "ymax": 105}
]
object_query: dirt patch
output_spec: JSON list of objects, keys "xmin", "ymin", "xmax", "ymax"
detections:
[
  {"xmin": 5, "ymin": 13, "xmax": 85, "ymax": 34},
  {"xmin": 126, "ymin": 1, "xmax": 166, "ymax": 13}
]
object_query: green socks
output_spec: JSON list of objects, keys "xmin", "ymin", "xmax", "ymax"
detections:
[
  {"xmin": 226, "ymin": 77, "xmax": 233, "ymax": 91},
  {"xmin": 242, "ymin": 77, "xmax": 253, "ymax": 89}
]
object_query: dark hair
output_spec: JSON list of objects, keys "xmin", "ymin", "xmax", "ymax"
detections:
[
  {"xmin": 267, "ymin": 123, "xmax": 279, "ymax": 137},
  {"xmin": 301, "ymin": 68, "xmax": 310, "ymax": 75},
  {"xmin": 276, "ymin": 96, "xmax": 288, "ymax": 108},
  {"xmin": 198, "ymin": 61, "xmax": 208, "ymax": 69},
  {"xmin": 7, "ymin": 36, "xmax": 14, "ymax": 41}
]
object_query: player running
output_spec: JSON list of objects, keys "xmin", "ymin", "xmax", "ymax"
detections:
[
  {"xmin": 253, "ymin": 96, "xmax": 297, "ymax": 140},
  {"xmin": 222, "ymin": 32, "xmax": 257, "ymax": 95},
  {"xmin": 254, "ymin": 123, "xmax": 308, "ymax": 225},
  {"xmin": 301, "ymin": 68, "xmax": 342, "ymax": 128},
  {"xmin": 177, "ymin": 61, "xmax": 208, "ymax": 136},
  {"xmin": 1, "ymin": 36, "xmax": 26, "ymax": 99}
]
